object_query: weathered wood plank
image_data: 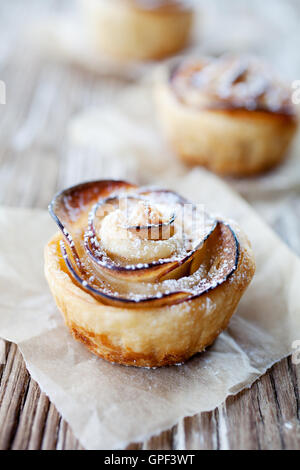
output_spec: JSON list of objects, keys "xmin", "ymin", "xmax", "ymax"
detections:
[
  {"xmin": 56, "ymin": 419, "xmax": 84, "ymax": 450},
  {"xmin": 176, "ymin": 413, "xmax": 218, "ymax": 450},
  {"xmin": 11, "ymin": 379, "xmax": 48, "ymax": 450},
  {"xmin": 41, "ymin": 403, "xmax": 61, "ymax": 450},
  {"xmin": 0, "ymin": 344, "xmax": 30, "ymax": 450},
  {"xmin": 142, "ymin": 429, "xmax": 174, "ymax": 450}
]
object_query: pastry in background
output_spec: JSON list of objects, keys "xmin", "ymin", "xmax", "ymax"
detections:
[
  {"xmin": 81, "ymin": 0, "xmax": 194, "ymax": 61},
  {"xmin": 155, "ymin": 55, "xmax": 298, "ymax": 176},
  {"xmin": 45, "ymin": 180, "xmax": 255, "ymax": 367}
]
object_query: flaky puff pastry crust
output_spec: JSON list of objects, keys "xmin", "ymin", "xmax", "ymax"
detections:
[
  {"xmin": 81, "ymin": 0, "xmax": 194, "ymax": 61},
  {"xmin": 44, "ymin": 181, "xmax": 255, "ymax": 368},
  {"xmin": 155, "ymin": 57, "xmax": 298, "ymax": 176}
]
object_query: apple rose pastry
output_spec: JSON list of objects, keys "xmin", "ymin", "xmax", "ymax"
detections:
[
  {"xmin": 81, "ymin": 0, "xmax": 194, "ymax": 61},
  {"xmin": 155, "ymin": 55, "xmax": 298, "ymax": 176},
  {"xmin": 45, "ymin": 180, "xmax": 255, "ymax": 367}
]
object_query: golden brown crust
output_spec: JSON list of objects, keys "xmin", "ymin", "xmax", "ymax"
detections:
[
  {"xmin": 155, "ymin": 58, "xmax": 298, "ymax": 176},
  {"xmin": 82, "ymin": 0, "xmax": 194, "ymax": 61},
  {"xmin": 44, "ymin": 224, "xmax": 255, "ymax": 367}
]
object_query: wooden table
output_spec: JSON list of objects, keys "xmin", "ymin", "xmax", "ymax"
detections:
[{"xmin": 1, "ymin": 0, "xmax": 300, "ymax": 450}]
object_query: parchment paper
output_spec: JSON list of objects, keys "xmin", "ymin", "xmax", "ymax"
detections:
[{"xmin": 1, "ymin": 170, "xmax": 300, "ymax": 449}]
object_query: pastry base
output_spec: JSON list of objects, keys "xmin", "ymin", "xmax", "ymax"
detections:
[
  {"xmin": 82, "ymin": 0, "xmax": 194, "ymax": 61},
  {"xmin": 155, "ymin": 77, "xmax": 298, "ymax": 177},
  {"xmin": 44, "ymin": 225, "xmax": 255, "ymax": 368}
]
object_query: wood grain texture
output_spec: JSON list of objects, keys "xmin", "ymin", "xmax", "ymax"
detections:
[{"xmin": 0, "ymin": 0, "xmax": 300, "ymax": 450}]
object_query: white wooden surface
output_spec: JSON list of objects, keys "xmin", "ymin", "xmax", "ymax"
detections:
[{"xmin": 0, "ymin": 0, "xmax": 300, "ymax": 450}]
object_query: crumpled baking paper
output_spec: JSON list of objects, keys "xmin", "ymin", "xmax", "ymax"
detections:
[{"xmin": 1, "ymin": 169, "xmax": 300, "ymax": 449}]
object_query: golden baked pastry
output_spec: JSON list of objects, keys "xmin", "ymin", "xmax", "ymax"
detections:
[
  {"xmin": 155, "ymin": 55, "xmax": 298, "ymax": 176},
  {"xmin": 81, "ymin": 0, "xmax": 194, "ymax": 61},
  {"xmin": 45, "ymin": 180, "xmax": 255, "ymax": 367}
]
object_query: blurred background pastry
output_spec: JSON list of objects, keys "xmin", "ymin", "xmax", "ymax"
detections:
[
  {"xmin": 155, "ymin": 55, "xmax": 298, "ymax": 176},
  {"xmin": 81, "ymin": 0, "xmax": 195, "ymax": 61}
]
